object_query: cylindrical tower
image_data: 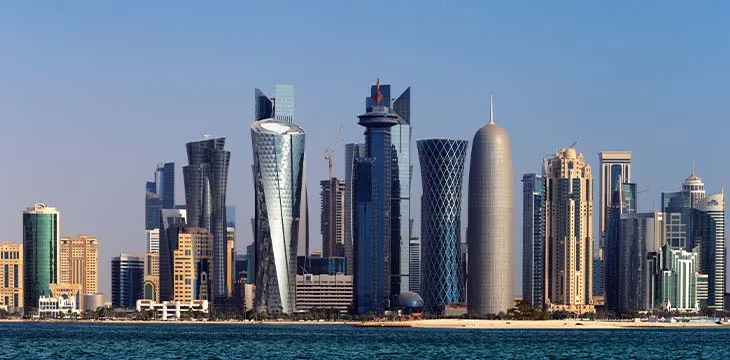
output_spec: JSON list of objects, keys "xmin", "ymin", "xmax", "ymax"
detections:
[
  {"xmin": 417, "ymin": 139, "xmax": 468, "ymax": 314},
  {"xmin": 467, "ymin": 99, "xmax": 514, "ymax": 315}
]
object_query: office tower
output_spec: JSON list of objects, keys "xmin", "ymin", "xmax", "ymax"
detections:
[
  {"xmin": 183, "ymin": 137, "xmax": 230, "ymax": 303},
  {"xmin": 23, "ymin": 203, "xmax": 59, "ymax": 315},
  {"xmin": 59, "ymin": 235, "xmax": 98, "ymax": 297},
  {"xmin": 522, "ymin": 173, "xmax": 545, "ymax": 307},
  {"xmin": 408, "ymin": 237, "xmax": 421, "ymax": 294},
  {"xmin": 418, "ymin": 138, "xmax": 468, "ymax": 314},
  {"xmin": 145, "ymin": 162, "xmax": 175, "ymax": 230},
  {"xmin": 353, "ymin": 82, "xmax": 401, "ymax": 314},
  {"xmin": 598, "ymin": 152, "xmax": 631, "ymax": 250},
  {"xmin": 255, "ymin": 84, "xmax": 295, "ymax": 123},
  {"xmin": 691, "ymin": 193, "xmax": 725, "ymax": 310},
  {"xmin": 344, "ymin": 143, "xmax": 366, "ymax": 275},
  {"xmin": 295, "ymin": 274, "xmax": 353, "ymax": 313},
  {"xmin": 143, "ymin": 252, "xmax": 159, "ymax": 301},
  {"xmin": 145, "ymin": 229, "xmax": 160, "ymax": 254},
  {"xmin": 544, "ymin": 147, "xmax": 594, "ymax": 313},
  {"xmin": 173, "ymin": 228, "xmax": 213, "ymax": 302},
  {"xmin": 604, "ymin": 182, "xmax": 637, "ymax": 312},
  {"xmin": 683, "ymin": 171, "xmax": 705, "ymax": 207},
  {"xmin": 251, "ymin": 119, "xmax": 306, "ymax": 314},
  {"xmin": 320, "ymin": 178, "xmax": 346, "ymax": 258},
  {"xmin": 662, "ymin": 191, "xmax": 689, "ymax": 249},
  {"xmin": 467, "ymin": 98, "xmax": 514, "ymax": 315},
  {"xmin": 111, "ymin": 253, "xmax": 144, "ymax": 308},
  {"xmin": 647, "ymin": 243, "xmax": 706, "ymax": 311},
  {"xmin": 0, "ymin": 242, "xmax": 23, "ymax": 310},
  {"xmin": 158, "ymin": 208, "xmax": 187, "ymax": 301}
]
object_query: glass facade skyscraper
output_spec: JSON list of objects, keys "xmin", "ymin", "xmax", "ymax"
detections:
[
  {"xmin": 691, "ymin": 193, "xmax": 725, "ymax": 311},
  {"xmin": 145, "ymin": 162, "xmax": 175, "ymax": 230},
  {"xmin": 251, "ymin": 119, "xmax": 306, "ymax": 314},
  {"xmin": 23, "ymin": 203, "xmax": 59, "ymax": 316},
  {"xmin": 255, "ymin": 85, "xmax": 295, "ymax": 123},
  {"xmin": 111, "ymin": 253, "xmax": 144, "ymax": 308},
  {"xmin": 183, "ymin": 138, "xmax": 230, "ymax": 303},
  {"xmin": 417, "ymin": 139, "xmax": 467, "ymax": 314},
  {"xmin": 521, "ymin": 173, "xmax": 545, "ymax": 308},
  {"xmin": 344, "ymin": 143, "xmax": 366, "ymax": 276},
  {"xmin": 158, "ymin": 208, "xmax": 186, "ymax": 301}
]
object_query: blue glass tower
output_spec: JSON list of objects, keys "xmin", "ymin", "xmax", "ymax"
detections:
[
  {"xmin": 145, "ymin": 162, "xmax": 175, "ymax": 230},
  {"xmin": 522, "ymin": 173, "xmax": 545, "ymax": 308},
  {"xmin": 417, "ymin": 139, "xmax": 467, "ymax": 314},
  {"xmin": 605, "ymin": 182, "xmax": 636, "ymax": 312}
]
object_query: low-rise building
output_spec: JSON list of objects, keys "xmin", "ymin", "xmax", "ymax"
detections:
[
  {"xmin": 135, "ymin": 299, "xmax": 209, "ymax": 321},
  {"xmin": 38, "ymin": 294, "xmax": 79, "ymax": 318},
  {"xmin": 295, "ymin": 274, "xmax": 352, "ymax": 313}
]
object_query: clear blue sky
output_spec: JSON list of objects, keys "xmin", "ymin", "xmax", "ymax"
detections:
[{"xmin": 1, "ymin": 1, "xmax": 728, "ymax": 297}]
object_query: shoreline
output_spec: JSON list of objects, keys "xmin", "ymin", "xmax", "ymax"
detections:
[{"xmin": 2, "ymin": 318, "xmax": 727, "ymax": 329}]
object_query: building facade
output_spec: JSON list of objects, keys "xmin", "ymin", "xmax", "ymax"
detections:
[
  {"xmin": 467, "ymin": 99, "xmax": 514, "ymax": 315},
  {"xmin": 251, "ymin": 119, "xmax": 306, "ymax": 314},
  {"xmin": 295, "ymin": 274, "xmax": 353, "ymax": 313},
  {"xmin": 417, "ymin": 138, "xmax": 467, "ymax": 314},
  {"xmin": 159, "ymin": 208, "xmax": 186, "ymax": 301},
  {"xmin": 183, "ymin": 137, "xmax": 230, "ymax": 303},
  {"xmin": 144, "ymin": 252, "xmax": 160, "ymax": 302},
  {"xmin": 691, "ymin": 193, "xmax": 725, "ymax": 311},
  {"xmin": 344, "ymin": 143, "xmax": 366, "ymax": 276},
  {"xmin": 408, "ymin": 237, "xmax": 421, "ymax": 294},
  {"xmin": 23, "ymin": 203, "xmax": 59, "ymax": 316},
  {"xmin": 59, "ymin": 235, "xmax": 98, "ymax": 297},
  {"xmin": 320, "ymin": 178, "xmax": 346, "ymax": 258},
  {"xmin": 544, "ymin": 147, "xmax": 594, "ymax": 313},
  {"xmin": 145, "ymin": 162, "xmax": 175, "ymax": 230},
  {"xmin": 146, "ymin": 229, "xmax": 160, "ymax": 254},
  {"xmin": 111, "ymin": 253, "xmax": 144, "ymax": 308},
  {"xmin": 604, "ymin": 182, "xmax": 636, "ymax": 312},
  {"xmin": 598, "ymin": 152, "xmax": 631, "ymax": 251},
  {"xmin": 0, "ymin": 242, "xmax": 23, "ymax": 310},
  {"xmin": 521, "ymin": 173, "xmax": 545, "ymax": 308},
  {"xmin": 648, "ymin": 244, "xmax": 706, "ymax": 311},
  {"xmin": 255, "ymin": 84, "xmax": 295, "ymax": 123}
]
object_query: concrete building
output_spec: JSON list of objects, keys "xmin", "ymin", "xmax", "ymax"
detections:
[
  {"xmin": 0, "ymin": 242, "xmax": 23, "ymax": 310},
  {"xmin": 521, "ymin": 173, "xmax": 545, "ymax": 308},
  {"xmin": 227, "ymin": 229, "xmax": 235, "ymax": 298},
  {"xmin": 418, "ymin": 138, "xmax": 468, "ymax": 314},
  {"xmin": 143, "ymin": 252, "xmax": 159, "ymax": 301},
  {"xmin": 408, "ymin": 237, "xmax": 421, "ymax": 295},
  {"xmin": 544, "ymin": 147, "xmax": 594, "ymax": 313},
  {"xmin": 251, "ymin": 119, "xmax": 306, "ymax": 314},
  {"xmin": 59, "ymin": 235, "xmax": 98, "ymax": 301},
  {"xmin": 159, "ymin": 208, "xmax": 186, "ymax": 301},
  {"xmin": 243, "ymin": 284, "xmax": 255, "ymax": 311},
  {"xmin": 173, "ymin": 228, "xmax": 213, "ymax": 302},
  {"xmin": 82, "ymin": 293, "xmax": 104, "ymax": 311},
  {"xmin": 683, "ymin": 171, "xmax": 706, "ymax": 208},
  {"xmin": 320, "ymin": 178, "xmax": 346, "ymax": 258},
  {"xmin": 23, "ymin": 203, "xmax": 60, "ymax": 316},
  {"xmin": 467, "ymin": 98, "xmax": 514, "ymax": 315},
  {"xmin": 146, "ymin": 229, "xmax": 160, "ymax": 254},
  {"xmin": 136, "ymin": 299, "xmax": 209, "ymax": 320},
  {"xmin": 111, "ymin": 253, "xmax": 144, "ymax": 308},
  {"xmin": 295, "ymin": 274, "xmax": 353, "ymax": 313},
  {"xmin": 38, "ymin": 294, "xmax": 79, "ymax": 318}
]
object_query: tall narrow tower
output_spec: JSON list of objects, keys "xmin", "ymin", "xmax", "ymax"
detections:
[{"xmin": 467, "ymin": 98, "xmax": 514, "ymax": 315}]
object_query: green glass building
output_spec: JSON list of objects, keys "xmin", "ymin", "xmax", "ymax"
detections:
[{"xmin": 23, "ymin": 203, "xmax": 59, "ymax": 315}]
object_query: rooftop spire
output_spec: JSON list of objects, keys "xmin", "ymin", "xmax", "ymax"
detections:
[
  {"xmin": 692, "ymin": 160, "xmax": 695, "ymax": 176},
  {"xmin": 489, "ymin": 95, "xmax": 494, "ymax": 125},
  {"xmin": 375, "ymin": 78, "xmax": 383, "ymax": 105}
]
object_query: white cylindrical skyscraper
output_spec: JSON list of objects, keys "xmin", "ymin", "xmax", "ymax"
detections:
[{"xmin": 467, "ymin": 98, "xmax": 514, "ymax": 315}]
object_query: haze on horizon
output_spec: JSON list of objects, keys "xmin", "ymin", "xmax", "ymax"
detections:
[{"xmin": 1, "ymin": 1, "xmax": 728, "ymax": 297}]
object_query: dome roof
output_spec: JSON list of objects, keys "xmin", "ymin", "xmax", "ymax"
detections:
[
  {"xmin": 396, "ymin": 291, "xmax": 424, "ymax": 309},
  {"xmin": 565, "ymin": 148, "xmax": 577, "ymax": 159},
  {"xmin": 684, "ymin": 173, "xmax": 702, "ymax": 184}
]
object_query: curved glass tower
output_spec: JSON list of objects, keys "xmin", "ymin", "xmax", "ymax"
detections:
[
  {"xmin": 23, "ymin": 203, "xmax": 59, "ymax": 316},
  {"xmin": 251, "ymin": 119, "xmax": 306, "ymax": 314},
  {"xmin": 467, "ymin": 99, "xmax": 514, "ymax": 315},
  {"xmin": 417, "ymin": 139, "xmax": 468, "ymax": 314}
]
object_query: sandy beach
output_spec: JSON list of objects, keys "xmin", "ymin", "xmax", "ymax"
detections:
[{"xmin": 356, "ymin": 319, "xmax": 729, "ymax": 329}]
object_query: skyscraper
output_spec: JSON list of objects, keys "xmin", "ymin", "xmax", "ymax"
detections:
[
  {"xmin": 467, "ymin": 98, "xmax": 514, "ymax": 315},
  {"xmin": 145, "ymin": 162, "xmax": 175, "ymax": 230},
  {"xmin": 251, "ymin": 119, "xmax": 306, "ymax": 314},
  {"xmin": 544, "ymin": 147, "xmax": 594, "ymax": 313},
  {"xmin": 320, "ymin": 178, "xmax": 346, "ymax": 258},
  {"xmin": 604, "ymin": 182, "xmax": 636, "ymax": 312},
  {"xmin": 255, "ymin": 84, "xmax": 295, "ymax": 123},
  {"xmin": 59, "ymin": 235, "xmax": 98, "ymax": 297},
  {"xmin": 408, "ymin": 237, "xmax": 421, "ymax": 294},
  {"xmin": 0, "ymin": 242, "xmax": 23, "ymax": 310},
  {"xmin": 111, "ymin": 253, "xmax": 143, "ymax": 308},
  {"xmin": 417, "ymin": 138, "xmax": 468, "ymax": 314},
  {"xmin": 344, "ymin": 143, "xmax": 366, "ymax": 276},
  {"xmin": 683, "ymin": 171, "xmax": 706, "ymax": 208},
  {"xmin": 23, "ymin": 203, "xmax": 59, "ymax": 316},
  {"xmin": 598, "ymin": 152, "xmax": 631, "ymax": 250},
  {"xmin": 158, "ymin": 208, "xmax": 186, "ymax": 301},
  {"xmin": 691, "ymin": 193, "xmax": 725, "ymax": 310},
  {"xmin": 183, "ymin": 137, "xmax": 230, "ymax": 303},
  {"xmin": 522, "ymin": 173, "xmax": 545, "ymax": 308}
]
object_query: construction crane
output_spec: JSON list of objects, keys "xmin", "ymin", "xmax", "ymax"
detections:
[{"xmin": 323, "ymin": 125, "xmax": 342, "ymax": 257}]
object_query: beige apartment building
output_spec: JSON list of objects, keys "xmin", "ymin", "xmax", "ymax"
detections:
[
  {"xmin": 144, "ymin": 252, "xmax": 160, "ymax": 302},
  {"xmin": 544, "ymin": 147, "xmax": 594, "ymax": 313},
  {"xmin": 226, "ymin": 228, "xmax": 234, "ymax": 298},
  {"xmin": 0, "ymin": 242, "xmax": 23, "ymax": 310},
  {"xmin": 173, "ymin": 228, "xmax": 212, "ymax": 302},
  {"xmin": 59, "ymin": 235, "xmax": 98, "ymax": 296}
]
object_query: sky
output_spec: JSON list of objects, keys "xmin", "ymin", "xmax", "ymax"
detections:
[{"xmin": 1, "ymin": 1, "xmax": 729, "ymax": 297}]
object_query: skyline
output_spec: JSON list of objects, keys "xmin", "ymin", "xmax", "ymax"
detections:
[{"xmin": 1, "ymin": 2, "xmax": 729, "ymax": 297}]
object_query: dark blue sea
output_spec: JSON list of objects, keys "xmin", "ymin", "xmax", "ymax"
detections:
[{"xmin": 1, "ymin": 322, "xmax": 728, "ymax": 359}]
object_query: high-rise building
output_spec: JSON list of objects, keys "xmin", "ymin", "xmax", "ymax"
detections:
[
  {"xmin": 320, "ymin": 178, "xmax": 346, "ymax": 258},
  {"xmin": 647, "ymin": 243, "xmax": 706, "ymax": 311},
  {"xmin": 145, "ymin": 228, "xmax": 160, "ymax": 254},
  {"xmin": 158, "ymin": 208, "xmax": 186, "ymax": 301},
  {"xmin": 111, "ymin": 253, "xmax": 143, "ymax": 308},
  {"xmin": 544, "ymin": 147, "xmax": 594, "ymax": 313},
  {"xmin": 255, "ymin": 84, "xmax": 295, "ymax": 123},
  {"xmin": 353, "ymin": 82, "xmax": 400, "ymax": 315},
  {"xmin": 683, "ymin": 171, "xmax": 706, "ymax": 208},
  {"xmin": 521, "ymin": 173, "xmax": 545, "ymax": 308},
  {"xmin": 0, "ymin": 242, "xmax": 23, "ymax": 310},
  {"xmin": 226, "ymin": 230, "xmax": 235, "ymax": 298},
  {"xmin": 605, "ymin": 182, "xmax": 636, "ymax": 312},
  {"xmin": 251, "ymin": 119, "xmax": 306, "ymax": 314},
  {"xmin": 59, "ymin": 235, "xmax": 98, "ymax": 297},
  {"xmin": 467, "ymin": 98, "xmax": 514, "ymax": 315},
  {"xmin": 183, "ymin": 137, "xmax": 230, "ymax": 303},
  {"xmin": 417, "ymin": 138, "xmax": 468, "ymax": 314},
  {"xmin": 691, "ymin": 193, "xmax": 725, "ymax": 311},
  {"xmin": 408, "ymin": 237, "xmax": 421, "ymax": 294},
  {"xmin": 598, "ymin": 152, "xmax": 631, "ymax": 249},
  {"xmin": 172, "ymin": 228, "xmax": 213, "ymax": 302},
  {"xmin": 143, "ymin": 252, "xmax": 159, "ymax": 301},
  {"xmin": 344, "ymin": 143, "xmax": 366, "ymax": 276},
  {"xmin": 23, "ymin": 203, "xmax": 59, "ymax": 315},
  {"xmin": 145, "ymin": 162, "xmax": 175, "ymax": 230}
]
